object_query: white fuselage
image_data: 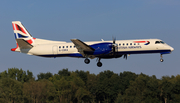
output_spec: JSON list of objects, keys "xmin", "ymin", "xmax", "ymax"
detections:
[
  {"xmin": 11, "ymin": 21, "xmax": 174, "ymax": 67},
  {"xmin": 22, "ymin": 38, "xmax": 173, "ymax": 59}
]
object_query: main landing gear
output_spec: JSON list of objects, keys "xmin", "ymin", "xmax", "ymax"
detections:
[
  {"xmin": 84, "ymin": 58, "xmax": 102, "ymax": 67},
  {"xmin": 160, "ymin": 54, "xmax": 164, "ymax": 62},
  {"xmin": 84, "ymin": 58, "xmax": 90, "ymax": 64},
  {"xmin": 97, "ymin": 58, "xmax": 102, "ymax": 67}
]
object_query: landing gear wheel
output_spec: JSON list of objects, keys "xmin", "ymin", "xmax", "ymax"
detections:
[
  {"xmin": 160, "ymin": 59, "xmax": 164, "ymax": 62},
  {"xmin": 97, "ymin": 62, "xmax": 102, "ymax": 67},
  {"xmin": 84, "ymin": 58, "xmax": 90, "ymax": 64},
  {"xmin": 160, "ymin": 54, "xmax": 164, "ymax": 62}
]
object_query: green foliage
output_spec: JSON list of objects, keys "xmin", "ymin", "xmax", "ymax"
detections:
[
  {"xmin": 37, "ymin": 72, "xmax": 53, "ymax": 80},
  {"xmin": 0, "ymin": 68, "xmax": 180, "ymax": 103},
  {"xmin": 0, "ymin": 78, "xmax": 23, "ymax": 103},
  {"xmin": 95, "ymin": 70, "xmax": 121, "ymax": 103},
  {"xmin": 58, "ymin": 68, "xmax": 70, "ymax": 76},
  {"xmin": 23, "ymin": 79, "xmax": 56, "ymax": 103},
  {"xmin": 0, "ymin": 68, "xmax": 34, "ymax": 83},
  {"xmin": 121, "ymin": 73, "xmax": 160, "ymax": 103}
]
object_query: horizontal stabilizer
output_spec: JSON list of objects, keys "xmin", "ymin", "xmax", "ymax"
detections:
[{"xmin": 16, "ymin": 39, "xmax": 33, "ymax": 49}]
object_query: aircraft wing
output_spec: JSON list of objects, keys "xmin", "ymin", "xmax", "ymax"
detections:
[{"xmin": 71, "ymin": 39, "xmax": 95, "ymax": 57}]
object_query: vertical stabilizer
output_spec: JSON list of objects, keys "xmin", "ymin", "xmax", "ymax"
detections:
[{"xmin": 11, "ymin": 21, "xmax": 35, "ymax": 51}]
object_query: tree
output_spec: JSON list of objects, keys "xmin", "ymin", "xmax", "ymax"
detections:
[
  {"xmin": 95, "ymin": 70, "xmax": 120, "ymax": 103},
  {"xmin": 0, "ymin": 68, "xmax": 34, "ymax": 83},
  {"xmin": 86, "ymin": 72, "xmax": 98, "ymax": 103},
  {"xmin": 121, "ymin": 73, "xmax": 160, "ymax": 103},
  {"xmin": 70, "ymin": 72, "xmax": 90, "ymax": 103},
  {"xmin": 75, "ymin": 70, "xmax": 88, "ymax": 84},
  {"xmin": 160, "ymin": 76, "xmax": 174, "ymax": 103},
  {"xmin": 119, "ymin": 71, "xmax": 138, "ymax": 95},
  {"xmin": 0, "ymin": 70, "xmax": 8, "ymax": 78},
  {"xmin": 172, "ymin": 75, "xmax": 180, "ymax": 102},
  {"xmin": 37, "ymin": 72, "xmax": 53, "ymax": 80},
  {"xmin": 0, "ymin": 78, "xmax": 23, "ymax": 103},
  {"xmin": 58, "ymin": 68, "xmax": 70, "ymax": 76},
  {"xmin": 54, "ymin": 76, "xmax": 71, "ymax": 103},
  {"xmin": 23, "ymin": 79, "xmax": 56, "ymax": 103}
]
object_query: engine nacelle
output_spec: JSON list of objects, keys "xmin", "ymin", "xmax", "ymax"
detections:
[{"xmin": 84, "ymin": 43, "xmax": 112, "ymax": 55}]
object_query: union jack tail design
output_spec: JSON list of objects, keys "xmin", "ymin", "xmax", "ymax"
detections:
[{"xmin": 11, "ymin": 21, "xmax": 35, "ymax": 51}]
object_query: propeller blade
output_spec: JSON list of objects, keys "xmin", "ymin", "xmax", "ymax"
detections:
[
  {"xmin": 112, "ymin": 37, "xmax": 116, "ymax": 56},
  {"xmin": 113, "ymin": 46, "xmax": 115, "ymax": 54},
  {"xmin": 113, "ymin": 37, "xmax": 116, "ymax": 44}
]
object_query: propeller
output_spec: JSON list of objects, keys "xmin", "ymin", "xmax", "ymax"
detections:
[{"xmin": 112, "ymin": 37, "xmax": 117, "ymax": 57}]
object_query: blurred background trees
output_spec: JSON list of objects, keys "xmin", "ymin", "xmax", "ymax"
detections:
[{"xmin": 0, "ymin": 68, "xmax": 180, "ymax": 103}]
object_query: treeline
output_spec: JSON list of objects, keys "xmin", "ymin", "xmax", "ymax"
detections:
[{"xmin": 0, "ymin": 68, "xmax": 180, "ymax": 103}]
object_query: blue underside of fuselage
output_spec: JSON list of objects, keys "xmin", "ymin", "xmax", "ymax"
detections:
[{"xmin": 37, "ymin": 49, "xmax": 171, "ymax": 58}]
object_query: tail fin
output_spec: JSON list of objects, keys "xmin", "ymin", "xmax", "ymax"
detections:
[{"xmin": 11, "ymin": 21, "xmax": 35, "ymax": 51}]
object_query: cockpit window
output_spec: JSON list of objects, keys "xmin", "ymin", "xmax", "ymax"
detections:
[
  {"xmin": 160, "ymin": 41, "xmax": 165, "ymax": 44},
  {"xmin": 155, "ymin": 41, "xmax": 165, "ymax": 44},
  {"xmin": 155, "ymin": 41, "xmax": 160, "ymax": 44}
]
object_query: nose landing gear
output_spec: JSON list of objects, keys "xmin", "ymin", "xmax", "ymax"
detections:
[{"xmin": 160, "ymin": 54, "xmax": 164, "ymax": 62}]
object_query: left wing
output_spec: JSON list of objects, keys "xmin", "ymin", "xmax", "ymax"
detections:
[{"xmin": 71, "ymin": 39, "xmax": 95, "ymax": 57}]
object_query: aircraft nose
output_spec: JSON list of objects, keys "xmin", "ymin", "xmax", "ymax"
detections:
[{"xmin": 170, "ymin": 47, "xmax": 174, "ymax": 51}]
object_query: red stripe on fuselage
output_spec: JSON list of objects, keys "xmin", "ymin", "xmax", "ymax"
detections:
[{"xmin": 134, "ymin": 41, "xmax": 148, "ymax": 43}]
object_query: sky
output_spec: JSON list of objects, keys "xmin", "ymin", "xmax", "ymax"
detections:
[{"xmin": 0, "ymin": 0, "xmax": 180, "ymax": 79}]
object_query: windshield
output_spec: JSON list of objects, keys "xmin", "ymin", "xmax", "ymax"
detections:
[
  {"xmin": 155, "ymin": 41, "xmax": 165, "ymax": 44},
  {"xmin": 160, "ymin": 41, "xmax": 165, "ymax": 44}
]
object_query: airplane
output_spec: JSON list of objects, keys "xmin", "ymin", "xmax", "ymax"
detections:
[{"xmin": 11, "ymin": 21, "xmax": 174, "ymax": 67}]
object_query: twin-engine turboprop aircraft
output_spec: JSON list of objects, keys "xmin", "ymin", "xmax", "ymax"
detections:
[{"xmin": 11, "ymin": 21, "xmax": 174, "ymax": 67}]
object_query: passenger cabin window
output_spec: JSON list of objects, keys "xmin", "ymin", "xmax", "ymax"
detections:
[
  {"xmin": 63, "ymin": 46, "xmax": 64, "ymax": 48},
  {"xmin": 66, "ymin": 46, "xmax": 68, "ymax": 48},
  {"xmin": 119, "ymin": 44, "xmax": 121, "ymax": 46},
  {"xmin": 126, "ymin": 43, "xmax": 128, "ymax": 46},
  {"xmin": 130, "ymin": 43, "xmax": 132, "ymax": 45},
  {"xmin": 70, "ymin": 46, "xmax": 72, "ymax": 48},
  {"xmin": 59, "ymin": 46, "xmax": 61, "ymax": 48}
]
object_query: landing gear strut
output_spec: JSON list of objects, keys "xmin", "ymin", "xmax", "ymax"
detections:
[
  {"xmin": 160, "ymin": 54, "xmax": 164, "ymax": 62},
  {"xmin": 84, "ymin": 58, "xmax": 90, "ymax": 64},
  {"xmin": 97, "ymin": 58, "xmax": 102, "ymax": 67}
]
